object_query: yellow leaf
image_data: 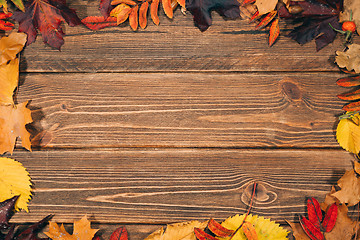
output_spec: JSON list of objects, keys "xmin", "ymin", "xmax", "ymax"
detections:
[
  {"xmin": 45, "ymin": 215, "xmax": 99, "ymax": 240},
  {"xmin": 254, "ymin": 0, "xmax": 278, "ymax": 15},
  {"xmin": 0, "ymin": 157, "xmax": 32, "ymax": 212},
  {"xmin": 144, "ymin": 220, "xmax": 208, "ymax": 240},
  {"xmin": 0, "ymin": 32, "xmax": 27, "ymax": 66},
  {"xmin": 0, "ymin": 58, "xmax": 19, "ymax": 105},
  {"xmin": 0, "ymin": 101, "xmax": 33, "ymax": 154},
  {"xmin": 220, "ymin": 214, "xmax": 289, "ymax": 240},
  {"xmin": 336, "ymin": 113, "xmax": 360, "ymax": 154}
]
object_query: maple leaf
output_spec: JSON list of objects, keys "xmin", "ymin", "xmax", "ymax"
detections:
[
  {"xmin": 254, "ymin": 0, "xmax": 277, "ymax": 15},
  {"xmin": 220, "ymin": 214, "xmax": 289, "ymax": 239},
  {"xmin": 0, "ymin": 157, "xmax": 32, "ymax": 212},
  {"xmin": 332, "ymin": 161, "xmax": 360, "ymax": 206},
  {"xmin": 144, "ymin": 220, "xmax": 208, "ymax": 240},
  {"xmin": 336, "ymin": 112, "xmax": 360, "ymax": 153},
  {"xmin": 11, "ymin": 0, "xmax": 82, "ymax": 50},
  {"xmin": 278, "ymin": 0, "xmax": 341, "ymax": 51},
  {"xmin": 340, "ymin": 0, "xmax": 360, "ymax": 35},
  {"xmin": 186, "ymin": 0, "xmax": 240, "ymax": 32},
  {"xmin": 336, "ymin": 44, "xmax": 360, "ymax": 74},
  {"xmin": 0, "ymin": 32, "xmax": 27, "ymax": 66},
  {"xmin": 45, "ymin": 215, "xmax": 98, "ymax": 240}
]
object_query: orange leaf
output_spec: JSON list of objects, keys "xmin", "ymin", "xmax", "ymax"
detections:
[
  {"xmin": 0, "ymin": 32, "xmax": 27, "ymax": 66},
  {"xmin": 337, "ymin": 75, "xmax": 360, "ymax": 87},
  {"xmin": 111, "ymin": 0, "xmax": 136, "ymax": 5},
  {"xmin": 45, "ymin": 215, "xmax": 99, "ymax": 240},
  {"xmin": 0, "ymin": 101, "xmax": 32, "ymax": 154},
  {"xmin": 242, "ymin": 222, "xmax": 258, "ymax": 240},
  {"xmin": 337, "ymin": 89, "xmax": 360, "ymax": 101},
  {"xmin": 177, "ymin": 0, "xmax": 185, "ymax": 8},
  {"xmin": 82, "ymin": 16, "xmax": 117, "ymax": 30},
  {"xmin": 0, "ymin": 58, "xmax": 19, "ymax": 105},
  {"xmin": 110, "ymin": 4, "xmax": 132, "ymax": 25},
  {"xmin": 129, "ymin": 5, "xmax": 139, "ymax": 31},
  {"xmin": 151, "ymin": 0, "xmax": 160, "ymax": 25},
  {"xmin": 241, "ymin": 0, "xmax": 255, "ymax": 6},
  {"xmin": 194, "ymin": 228, "xmax": 218, "ymax": 240},
  {"xmin": 255, "ymin": 10, "xmax": 277, "ymax": 30},
  {"xmin": 343, "ymin": 101, "xmax": 360, "ymax": 111},
  {"xmin": 268, "ymin": 18, "xmax": 279, "ymax": 46},
  {"xmin": 162, "ymin": 0, "xmax": 173, "ymax": 18},
  {"xmin": 207, "ymin": 219, "xmax": 234, "ymax": 237},
  {"xmin": 139, "ymin": 1, "xmax": 149, "ymax": 29},
  {"xmin": 249, "ymin": 10, "xmax": 259, "ymax": 23}
]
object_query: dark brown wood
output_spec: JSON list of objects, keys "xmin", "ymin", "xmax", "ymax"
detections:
[
  {"xmin": 18, "ymin": 72, "xmax": 344, "ymax": 149},
  {"xmin": 19, "ymin": 1, "xmax": 355, "ymax": 73},
  {"xmin": 10, "ymin": 149, "xmax": 354, "ymax": 225}
]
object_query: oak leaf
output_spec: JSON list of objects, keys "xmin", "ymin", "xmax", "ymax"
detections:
[
  {"xmin": 336, "ymin": 112, "xmax": 360, "ymax": 153},
  {"xmin": 336, "ymin": 44, "xmax": 360, "ymax": 74},
  {"xmin": 340, "ymin": 0, "xmax": 360, "ymax": 35},
  {"xmin": 0, "ymin": 32, "xmax": 26, "ymax": 66},
  {"xmin": 0, "ymin": 101, "xmax": 33, "ymax": 154},
  {"xmin": 0, "ymin": 157, "xmax": 32, "ymax": 212},
  {"xmin": 254, "ymin": 0, "xmax": 277, "ymax": 15},
  {"xmin": 45, "ymin": 215, "xmax": 99, "ymax": 240},
  {"xmin": 144, "ymin": 220, "xmax": 208, "ymax": 240},
  {"xmin": 12, "ymin": 0, "xmax": 82, "ymax": 50},
  {"xmin": 220, "ymin": 214, "xmax": 289, "ymax": 239}
]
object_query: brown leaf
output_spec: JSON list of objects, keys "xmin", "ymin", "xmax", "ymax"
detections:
[
  {"xmin": 129, "ymin": 5, "xmax": 139, "ymax": 31},
  {"xmin": 0, "ymin": 58, "xmax": 18, "ymax": 105},
  {"xmin": 286, "ymin": 220, "xmax": 311, "ymax": 240},
  {"xmin": 0, "ymin": 32, "xmax": 27, "ymax": 66},
  {"xmin": 162, "ymin": 0, "xmax": 173, "ymax": 18},
  {"xmin": 207, "ymin": 219, "xmax": 234, "ymax": 237},
  {"xmin": 0, "ymin": 101, "xmax": 32, "ymax": 154},
  {"xmin": 269, "ymin": 18, "xmax": 279, "ymax": 46},
  {"xmin": 332, "ymin": 168, "xmax": 360, "ymax": 206},
  {"xmin": 151, "ymin": 0, "xmax": 160, "ymax": 25},
  {"xmin": 335, "ymin": 44, "xmax": 360, "ymax": 74},
  {"xmin": 254, "ymin": 0, "xmax": 277, "ymax": 15},
  {"xmin": 139, "ymin": 1, "xmax": 149, "ymax": 29}
]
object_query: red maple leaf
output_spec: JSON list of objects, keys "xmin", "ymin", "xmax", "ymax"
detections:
[{"xmin": 12, "ymin": 0, "xmax": 82, "ymax": 49}]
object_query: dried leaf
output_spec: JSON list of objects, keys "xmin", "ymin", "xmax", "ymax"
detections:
[
  {"xmin": 332, "ymin": 168, "xmax": 360, "ymax": 206},
  {"xmin": 45, "ymin": 215, "xmax": 99, "ymax": 240},
  {"xmin": 0, "ymin": 58, "xmax": 19, "ymax": 105},
  {"xmin": 207, "ymin": 219, "xmax": 234, "ymax": 237},
  {"xmin": 336, "ymin": 113, "xmax": 360, "ymax": 153},
  {"xmin": 194, "ymin": 228, "xmax": 218, "ymax": 240},
  {"xmin": 129, "ymin": 5, "xmax": 139, "ymax": 30},
  {"xmin": 255, "ymin": 10, "xmax": 277, "ymax": 30},
  {"xmin": 0, "ymin": 32, "xmax": 27, "ymax": 66},
  {"xmin": 0, "ymin": 157, "xmax": 32, "ymax": 212},
  {"xmin": 286, "ymin": 220, "xmax": 311, "ymax": 240},
  {"xmin": 335, "ymin": 44, "xmax": 360, "ymax": 74},
  {"xmin": 242, "ymin": 222, "xmax": 258, "ymax": 240},
  {"xmin": 12, "ymin": 0, "xmax": 82, "ymax": 50},
  {"xmin": 340, "ymin": 0, "xmax": 360, "ymax": 35},
  {"xmin": 144, "ymin": 220, "xmax": 208, "ymax": 240},
  {"xmin": 151, "ymin": 0, "xmax": 160, "ymax": 25},
  {"xmin": 162, "ymin": 0, "xmax": 173, "ymax": 18},
  {"xmin": 139, "ymin": 1, "xmax": 149, "ymax": 29},
  {"xmin": 82, "ymin": 16, "xmax": 117, "ymax": 30},
  {"xmin": 254, "ymin": 0, "xmax": 277, "ymax": 15},
  {"xmin": 109, "ymin": 226, "xmax": 128, "ymax": 240},
  {"xmin": 269, "ymin": 18, "xmax": 279, "ymax": 46}
]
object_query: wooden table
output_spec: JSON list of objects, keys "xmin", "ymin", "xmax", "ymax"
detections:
[{"xmin": 8, "ymin": 0, "xmax": 358, "ymax": 238}]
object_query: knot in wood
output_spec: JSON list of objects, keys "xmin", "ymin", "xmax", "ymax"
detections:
[
  {"xmin": 281, "ymin": 81, "xmax": 301, "ymax": 100},
  {"xmin": 241, "ymin": 182, "xmax": 276, "ymax": 205}
]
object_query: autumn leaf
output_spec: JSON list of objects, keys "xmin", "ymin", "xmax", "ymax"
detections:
[
  {"xmin": 0, "ymin": 32, "xmax": 27, "ymax": 66},
  {"xmin": 144, "ymin": 220, "xmax": 208, "ymax": 240},
  {"xmin": 109, "ymin": 227, "xmax": 128, "ymax": 240},
  {"xmin": 186, "ymin": 0, "xmax": 240, "ymax": 31},
  {"xmin": 0, "ymin": 196, "xmax": 18, "ymax": 229},
  {"xmin": 12, "ymin": 0, "xmax": 82, "ymax": 50},
  {"xmin": 45, "ymin": 215, "xmax": 99, "ymax": 240},
  {"xmin": 220, "ymin": 214, "xmax": 289, "ymax": 239},
  {"xmin": 254, "ymin": 0, "xmax": 277, "ymax": 15},
  {"xmin": 336, "ymin": 112, "xmax": 360, "ymax": 153},
  {"xmin": 0, "ymin": 157, "xmax": 32, "ymax": 212},
  {"xmin": 81, "ymin": 16, "xmax": 117, "ymax": 30},
  {"xmin": 0, "ymin": 12, "xmax": 14, "ymax": 31},
  {"xmin": 194, "ymin": 228, "xmax": 218, "ymax": 240},
  {"xmin": 207, "ymin": 219, "xmax": 234, "ymax": 237},
  {"xmin": 139, "ymin": 1, "xmax": 149, "ymax": 29},
  {"xmin": 335, "ymin": 44, "xmax": 360, "ymax": 74},
  {"xmin": 340, "ymin": 0, "xmax": 360, "ymax": 35},
  {"xmin": 0, "ymin": 0, "xmax": 24, "ymax": 13},
  {"xmin": 0, "ymin": 58, "xmax": 19, "ymax": 105},
  {"xmin": 269, "ymin": 18, "xmax": 279, "ymax": 46},
  {"xmin": 255, "ymin": 10, "xmax": 276, "ymax": 30}
]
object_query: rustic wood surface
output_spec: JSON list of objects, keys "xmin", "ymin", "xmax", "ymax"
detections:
[{"xmin": 3, "ymin": 0, "xmax": 359, "ymax": 239}]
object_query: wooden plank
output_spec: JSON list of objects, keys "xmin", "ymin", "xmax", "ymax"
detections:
[
  {"xmin": 10, "ymin": 149, "xmax": 354, "ymax": 224},
  {"xmin": 18, "ymin": 72, "xmax": 344, "ymax": 148},
  {"xmin": 19, "ymin": 0, "xmax": 355, "ymax": 73}
]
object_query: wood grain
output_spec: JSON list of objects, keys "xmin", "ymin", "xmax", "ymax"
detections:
[
  {"xmin": 17, "ymin": 72, "xmax": 345, "ymax": 149},
  {"xmin": 9, "ymin": 149, "xmax": 354, "ymax": 225},
  {"xmin": 18, "ymin": 0, "xmax": 354, "ymax": 73}
]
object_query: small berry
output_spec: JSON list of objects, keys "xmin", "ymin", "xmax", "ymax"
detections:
[{"xmin": 342, "ymin": 21, "xmax": 357, "ymax": 33}]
